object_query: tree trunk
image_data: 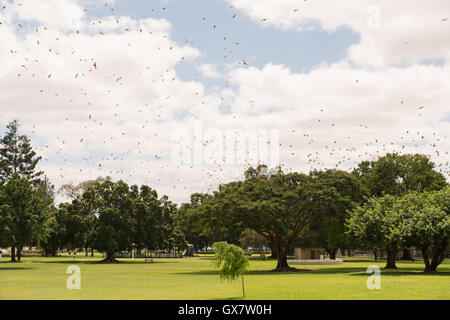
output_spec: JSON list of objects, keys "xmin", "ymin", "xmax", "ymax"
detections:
[
  {"xmin": 85, "ymin": 248, "xmax": 89, "ymax": 257},
  {"xmin": 273, "ymin": 244, "xmax": 297, "ymax": 272},
  {"xmin": 17, "ymin": 246, "xmax": 22, "ymax": 261},
  {"xmin": 326, "ymin": 248, "xmax": 338, "ymax": 260},
  {"xmin": 275, "ymin": 253, "xmax": 291, "ymax": 271},
  {"xmin": 373, "ymin": 249, "xmax": 378, "ymax": 262},
  {"xmin": 424, "ymin": 242, "xmax": 447, "ymax": 272},
  {"xmin": 385, "ymin": 248, "xmax": 397, "ymax": 269},
  {"xmin": 91, "ymin": 249, "xmax": 94, "ymax": 257},
  {"xmin": 10, "ymin": 246, "xmax": 16, "ymax": 262},
  {"xmin": 242, "ymin": 275, "xmax": 245, "ymax": 298},
  {"xmin": 103, "ymin": 251, "xmax": 118, "ymax": 263},
  {"xmin": 269, "ymin": 243, "xmax": 278, "ymax": 259},
  {"xmin": 400, "ymin": 248, "xmax": 411, "ymax": 261},
  {"xmin": 422, "ymin": 247, "xmax": 431, "ymax": 272}
]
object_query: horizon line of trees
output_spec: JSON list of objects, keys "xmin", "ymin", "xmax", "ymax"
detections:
[
  {"xmin": 0, "ymin": 120, "xmax": 449, "ymax": 273},
  {"xmin": 177, "ymin": 155, "xmax": 449, "ymax": 272},
  {"xmin": 0, "ymin": 120, "xmax": 187, "ymax": 263}
]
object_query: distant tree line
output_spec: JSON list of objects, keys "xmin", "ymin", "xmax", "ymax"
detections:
[
  {"xmin": 177, "ymin": 156, "xmax": 449, "ymax": 272},
  {"xmin": 0, "ymin": 120, "xmax": 186, "ymax": 263},
  {"xmin": 0, "ymin": 120, "xmax": 449, "ymax": 272}
]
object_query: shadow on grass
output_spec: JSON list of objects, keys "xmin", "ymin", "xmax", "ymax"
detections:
[
  {"xmin": 212, "ymin": 297, "xmax": 243, "ymax": 301},
  {"xmin": 32, "ymin": 259, "xmax": 176, "ymax": 265},
  {"xmin": 178, "ymin": 266, "xmax": 450, "ymax": 277},
  {"xmin": 311, "ymin": 266, "xmax": 450, "ymax": 276},
  {"xmin": 0, "ymin": 266, "xmax": 35, "ymax": 271},
  {"xmin": 175, "ymin": 269, "xmax": 313, "ymax": 276},
  {"xmin": 349, "ymin": 270, "xmax": 450, "ymax": 276}
]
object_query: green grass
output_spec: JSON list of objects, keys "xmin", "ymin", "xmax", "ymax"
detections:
[{"xmin": 0, "ymin": 255, "xmax": 449, "ymax": 300}]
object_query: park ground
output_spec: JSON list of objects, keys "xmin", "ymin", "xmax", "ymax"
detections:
[{"xmin": 0, "ymin": 255, "xmax": 449, "ymax": 300}]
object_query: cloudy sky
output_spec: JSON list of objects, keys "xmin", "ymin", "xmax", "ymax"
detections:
[{"xmin": 0, "ymin": 0, "xmax": 449, "ymax": 204}]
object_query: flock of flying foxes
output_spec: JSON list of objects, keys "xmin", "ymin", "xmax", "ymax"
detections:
[{"xmin": 0, "ymin": 2, "xmax": 449, "ymax": 199}]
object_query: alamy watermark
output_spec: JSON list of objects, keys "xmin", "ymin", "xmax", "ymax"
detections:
[
  {"xmin": 367, "ymin": 5, "xmax": 382, "ymax": 30},
  {"xmin": 366, "ymin": 265, "xmax": 381, "ymax": 290},
  {"xmin": 66, "ymin": 265, "xmax": 81, "ymax": 290},
  {"xmin": 171, "ymin": 121, "xmax": 280, "ymax": 168}
]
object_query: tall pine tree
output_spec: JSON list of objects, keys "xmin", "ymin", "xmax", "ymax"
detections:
[
  {"xmin": 0, "ymin": 120, "xmax": 43, "ymax": 182},
  {"xmin": 0, "ymin": 120, "xmax": 45, "ymax": 261}
]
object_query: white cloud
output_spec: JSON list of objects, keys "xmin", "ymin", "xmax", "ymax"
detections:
[
  {"xmin": 224, "ymin": 61, "xmax": 450, "ymax": 176},
  {"xmin": 12, "ymin": 0, "xmax": 86, "ymax": 31},
  {"xmin": 227, "ymin": 0, "xmax": 450, "ymax": 66},
  {"xmin": 198, "ymin": 64, "xmax": 221, "ymax": 78}
]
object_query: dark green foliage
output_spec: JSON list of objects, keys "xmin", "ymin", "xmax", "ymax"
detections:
[
  {"xmin": 393, "ymin": 187, "xmax": 450, "ymax": 272},
  {"xmin": 347, "ymin": 187, "xmax": 450, "ymax": 271},
  {"xmin": 295, "ymin": 170, "xmax": 367, "ymax": 259},
  {"xmin": 176, "ymin": 192, "xmax": 243, "ymax": 248},
  {"xmin": 56, "ymin": 179, "xmax": 186, "ymax": 262},
  {"xmin": 239, "ymin": 229, "xmax": 269, "ymax": 259},
  {"xmin": 353, "ymin": 153, "xmax": 446, "ymax": 197},
  {"xmin": 0, "ymin": 120, "xmax": 43, "ymax": 182},
  {"xmin": 188, "ymin": 165, "xmax": 364, "ymax": 271},
  {"xmin": 0, "ymin": 174, "xmax": 52, "ymax": 261}
]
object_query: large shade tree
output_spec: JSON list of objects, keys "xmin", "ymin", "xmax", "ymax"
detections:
[
  {"xmin": 347, "ymin": 195, "xmax": 410, "ymax": 269},
  {"xmin": 193, "ymin": 165, "xmax": 362, "ymax": 271},
  {"xmin": 353, "ymin": 153, "xmax": 447, "ymax": 260}
]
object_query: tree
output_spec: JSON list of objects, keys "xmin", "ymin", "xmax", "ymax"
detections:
[
  {"xmin": 38, "ymin": 176, "xmax": 59, "ymax": 256},
  {"xmin": 176, "ymin": 194, "xmax": 214, "ymax": 252},
  {"xmin": 347, "ymin": 195, "xmax": 400, "ymax": 269},
  {"xmin": 92, "ymin": 180, "xmax": 134, "ymax": 262},
  {"xmin": 212, "ymin": 242, "xmax": 249, "ymax": 298},
  {"xmin": 295, "ymin": 170, "xmax": 367, "ymax": 259},
  {"xmin": 353, "ymin": 153, "xmax": 447, "ymax": 260},
  {"xmin": 196, "ymin": 165, "xmax": 353, "ymax": 272},
  {"xmin": 183, "ymin": 192, "xmax": 245, "ymax": 247},
  {"xmin": 56, "ymin": 179, "xmax": 186, "ymax": 262},
  {"xmin": 348, "ymin": 187, "xmax": 450, "ymax": 272},
  {"xmin": 393, "ymin": 188, "xmax": 450, "ymax": 272},
  {"xmin": 0, "ymin": 174, "xmax": 51, "ymax": 262},
  {"xmin": 131, "ymin": 185, "xmax": 164, "ymax": 252},
  {"xmin": 167, "ymin": 228, "xmax": 188, "ymax": 252},
  {"xmin": 95, "ymin": 208, "xmax": 133, "ymax": 263},
  {"xmin": 0, "ymin": 120, "xmax": 43, "ymax": 182},
  {"xmin": 40, "ymin": 210, "xmax": 63, "ymax": 256}
]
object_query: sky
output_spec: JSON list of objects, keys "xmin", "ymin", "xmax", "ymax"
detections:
[{"xmin": 0, "ymin": 0, "xmax": 449, "ymax": 204}]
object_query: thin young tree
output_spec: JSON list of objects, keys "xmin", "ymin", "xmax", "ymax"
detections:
[{"xmin": 212, "ymin": 242, "xmax": 249, "ymax": 298}]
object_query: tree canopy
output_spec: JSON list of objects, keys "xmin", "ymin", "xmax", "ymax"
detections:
[{"xmin": 0, "ymin": 174, "xmax": 52, "ymax": 261}]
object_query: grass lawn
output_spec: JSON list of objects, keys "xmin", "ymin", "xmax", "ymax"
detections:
[{"xmin": 0, "ymin": 255, "xmax": 449, "ymax": 300}]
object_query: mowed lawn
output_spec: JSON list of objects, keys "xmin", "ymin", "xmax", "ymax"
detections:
[{"xmin": 0, "ymin": 255, "xmax": 449, "ymax": 300}]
